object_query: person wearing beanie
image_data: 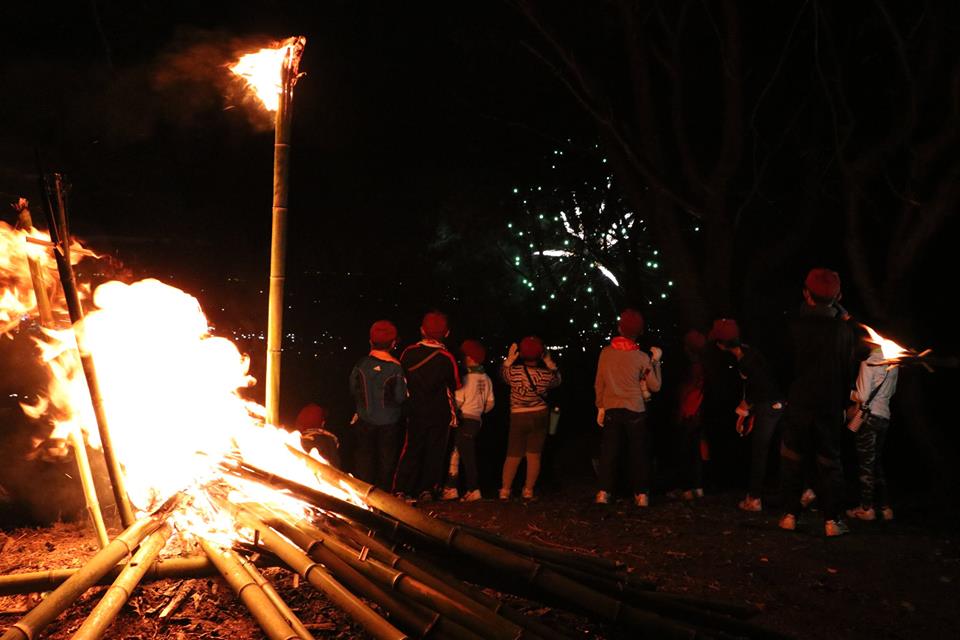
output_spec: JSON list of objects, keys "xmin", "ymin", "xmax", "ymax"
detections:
[
  {"xmin": 594, "ymin": 309, "xmax": 662, "ymax": 507},
  {"xmin": 295, "ymin": 403, "xmax": 341, "ymax": 469},
  {"xmin": 778, "ymin": 268, "xmax": 860, "ymax": 537},
  {"xmin": 394, "ymin": 311, "xmax": 461, "ymax": 504},
  {"xmin": 499, "ymin": 335, "xmax": 561, "ymax": 501},
  {"xmin": 349, "ymin": 320, "xmax": 407, "ymax": 491},
  {"xmin": 670, "ymin": 329, "xmax": 707, "ymax": 502},
  {"xmin": 441, "ymin": 339, "xmax": 495, "ymax": 502},
  {"xmin": 711, "ymin": 319, "xmax": 785, "ymax": 512}
]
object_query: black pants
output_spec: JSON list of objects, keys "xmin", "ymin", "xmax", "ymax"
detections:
[
  {"xmin": 455, "ymin": 418, "xmax": 482, "ymax": 492},
  {"xmin": 780, "ymin": 405, "xmax": 844, "ymax": 521},
  {"xmin": 393, "ymin": 417, "xmax": 451, "ymax": 496},
  {"xmin": 854, "ymin": 414, "xmax": 890, "ymax": 508},
  {"xmin": 598, "ymin": 409, "xmax": 650, "ymax": 495},
  {"xmin": 354, "ymin": 421, "xmax": 403, "ymax": 492},
  {"xmin": 677, "ymin": 415, "xmax": 702, "ymax": 491},
  {"xmin": 747, "ymin": 404, "xmax": 783, "ymax": 497}
]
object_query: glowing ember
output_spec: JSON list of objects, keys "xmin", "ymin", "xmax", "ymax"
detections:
[
  {"xmin": 229, "ymin": 37, "xmax": 305, "ymax": 112},
  {"xmin": 862, "ymin": 324, "xmax": 910, "ymax": 360}
]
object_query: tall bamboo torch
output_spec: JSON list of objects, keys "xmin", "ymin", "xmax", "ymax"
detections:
[
  {"xmin": 229, "ymin": 36, "xmax": 306, "ymax": 426},
  {"xmin": 14, "ymin": 199, "xmax": 109, "ymax": 548}
]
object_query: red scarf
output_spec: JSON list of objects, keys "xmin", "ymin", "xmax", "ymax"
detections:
[{"xmin": 611, "ymin": 336, "xmax": 640, "ymax": 351}]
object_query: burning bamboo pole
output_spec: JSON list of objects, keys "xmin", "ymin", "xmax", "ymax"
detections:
[
  {"xmin": 319, "ymin": 518, "xmax": 575, "ymax": 640},
  {"xmin": 260, "ymin": 37, "xmax": 305, "ymax": 426},
  {"xmin": 281, "ymin": 449, "xmax": 707, "ymax": 640},
  {"xmin": 226, "ymin": 508, "xmax": 408, "ymax": 640},
  {"xmin": 237, "ymin": 554, "xmax": 317, "ymax": 640},
  {"xmin": 265, "ymin": 516, "xmax": 524, "ymax": 640},
  {"xmin": 235, "ymin": 507, "xmax": 437, "ymax": 639},
  {"xmin": 0, "ymin": 496, "xmax": 176, "ymax": 640},
  {"xmin": 15, "ymin": 199, "xmax": 110, "ymax": 549},
  {"xmin": 70, "ymin": 524, "xmax": 172, "ymax": 640},
  {"xmin": 0, "ymin": 555, "xmax": 281, "ymax": 597},
  {"xmin": 198, "ymin": 538, "xmax": 301, "ymax": 640},
  {"xmin": 39, "ymin": 173, "xmax": 136, "ymax": 528}
]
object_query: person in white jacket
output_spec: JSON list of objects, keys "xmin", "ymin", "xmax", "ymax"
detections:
[{"xmin": 441, "ymin": 340, "xmax": 495, "ymax": 502}]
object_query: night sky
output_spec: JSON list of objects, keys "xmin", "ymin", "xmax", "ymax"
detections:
[{"xmin": 1, "ymin": 2, "xmax": 958, "ymax": 489}]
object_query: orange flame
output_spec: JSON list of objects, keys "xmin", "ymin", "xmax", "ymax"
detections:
[
  {"xmin": 229, "ymin": 37, "xmax": 304, "ymax": 112},
  {"xmin": 862, "ymin": 324, "xmax": 910, "ymax": 360},
  {"xmin": 0, "ymin": 220, "xmax": 86, "ymax": 335},
  {"xmin": 3, "ymin": 207, "xmax": 361, "ymax": 543}
]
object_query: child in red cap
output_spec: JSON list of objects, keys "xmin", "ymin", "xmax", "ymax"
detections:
[
  {"xmin": 711, "ymin": 319, "xmax": 785, "ymax": 512},
  {"xmin": 295, "ymin": 403, "xmax": 341, "ymax": 469},
  {"xmin": 394, "ymin": 311, "xmax": 461, "ymax": 504},
  {"xmin": 594, "ymin": 309, "xmax": 662, "ymax": 507},
  {"xmin": 778, "ymin": 269, "xmax": 859, "ymax": 536},
  {"xmin": 441, "ymin": 339, "xmax": 495, "ymax": 502},
  {"xmin": 499, "ymin": 335, "xmax": 561, "ymax": 501},
  {"xmin": 349, "ymin": 320, "xmax": 407, "ymax": 491}
]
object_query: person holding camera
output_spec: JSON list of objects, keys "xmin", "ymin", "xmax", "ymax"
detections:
[{"xmin": 499, "ymin": 336, "xmax": 560, "ymax": 501}]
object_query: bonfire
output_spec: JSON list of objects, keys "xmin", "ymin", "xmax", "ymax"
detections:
[{"xmin": 0, "ymin": 39, "xmax": 786, "ymax": 640}]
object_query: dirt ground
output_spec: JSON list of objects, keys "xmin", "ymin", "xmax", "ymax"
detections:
[{"xmin": 1, "ymin": 485, "xmax": 957, "ymax": 639}]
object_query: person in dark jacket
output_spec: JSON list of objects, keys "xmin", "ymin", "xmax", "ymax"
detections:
[
  {"xmin": 712, "ymin": 319, "xmax": 784, "ymax": 512},
  {"xmin": 394, "ymin": 311, "xmax": 461, "ymax": 503},
  {"xmin": 349, "ymin": 320, "xmax": 407, "ymax": 491},
  {"xmin": 673, "ymin": 329, "xmax": 706, "ymax": 502},
  {"xmin": 778, "ymin": 269, "xmax": 859, "ymax": 537}
]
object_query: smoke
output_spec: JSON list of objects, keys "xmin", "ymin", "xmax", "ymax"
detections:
[{"xmin": 150, "ymin": 27, "xmax": 278, "ymax": 133}]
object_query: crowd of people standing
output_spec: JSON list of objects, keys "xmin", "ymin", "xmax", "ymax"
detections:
[{"xmin": 296, "ymin": 268, "xmax": 898, "ymax": 537}]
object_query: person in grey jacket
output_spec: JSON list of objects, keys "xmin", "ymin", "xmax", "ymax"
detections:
[
  {"xmin": 594, "ymin": 309, "xmax": 662, "ymax": 506},
  {"xmin": 846, "ymin": 346, "xmax": 898, "ymax": 521}
]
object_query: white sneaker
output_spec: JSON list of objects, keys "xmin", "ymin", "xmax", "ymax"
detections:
[
  {"xmin": 738, "ymin": 496, "xmax": 762, "ymax": 512},
  {"xmin": 498, "ymin": 488, "xmax": 510, "ymax": 501},
  {"xmin": 460, "ymin": 489, "xmax": 482, "ymax": 502},
  {"xmin": 440, "ymin": 487, "xmax": 459, "ymax": 501},
  {"xmin": 693, "ymin": 488, "xmax": 704, "ymax": 498},
  {"xmin": 800, "ymin": 488, "xmax": 817, "ymax": 509},
  {"xmin": 595, "ymin": 490, "xmax": 611, "ymax": 505},
  {"xmin": 845, "ymin": 505, "xmax": 876, "ymax": 521},
  {"xmin": 634, "ymin": 493, "xmax": 649, "ymax": 507},
  {"xmin": 824, "ymin": 519, "xmax": 850, "ymax": 537},
  {"xmin": 521, "ymin": 487, "xmax": 536, "ymax": 501},
  {"xmin": 779, "ymin": 513, "xmax": 797, "ymax": 531},
  {"xmin": 880, "ymin": 506, "xmax": 894, "ymax": 521}
]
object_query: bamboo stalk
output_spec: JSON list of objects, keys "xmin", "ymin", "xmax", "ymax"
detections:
[
  {"xmin": 0, "ymin": 499, "xmax": 174, "ymax": 640},
  {"xmin": 237, "ymin": 554, "xmax": 316, "ymax": 640},
  {"xmin": 265, "ymin": 36, "xmax": 306, "ymax": 426},
  {"xmin": 266, "ymin": 516, "xmax": 523, "ymax": 640},
  {"xmin": 447, "ymin": 520, "xmax": 623, "ymax": 575},
  {"xmin": 282, "ymin": 448, "xmax": 701, "ymax": 640},
  {"xmin": 40, "ymin": 173, "xmax": 135, "ymax": 528},
  {"xmin": 16, "ymin": 202, "xmax": 109, "ymax": 549},
  {"xmin": 0, "ymin": 556, "xmax": 278, "ymax": 597},
  {"xmin": 70, "ymin": 524, "xmax": 172, "ymax": 640},
  {"xmin": 198, "ymin": 539, "xmax": 300, "ymax": 640},
  {"xmin": 321, "ymin": 519, "xmax": 573, "ymax": 640},
  {"xmin": 228, "ymin": 509, "xmax": 407, "ymax": 640}
]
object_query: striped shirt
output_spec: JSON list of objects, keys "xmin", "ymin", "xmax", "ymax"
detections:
[{"xmin": 501, "ymin": 363, "xmax": 561, "ymax": 413}]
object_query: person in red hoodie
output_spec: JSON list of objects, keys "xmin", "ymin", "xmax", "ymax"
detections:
[{"xmin": 594, "ymin": 309, "xmax": 662, "ymax": 507}]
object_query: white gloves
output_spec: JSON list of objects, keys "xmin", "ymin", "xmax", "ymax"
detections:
[
  {"xmin": 505, "ymin": 342, "xmax": 519, "ymax": 366},
  {"xmin": 543, "ymin": 351, "xmax": 558, "ymax": 370},
  {"xmin": 597, "ymin": 408, "xmax": 605, "ymax": 427},
  {"xmin": 649, "ymin": 346, "xmax": 662, "ymax": 363}
]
